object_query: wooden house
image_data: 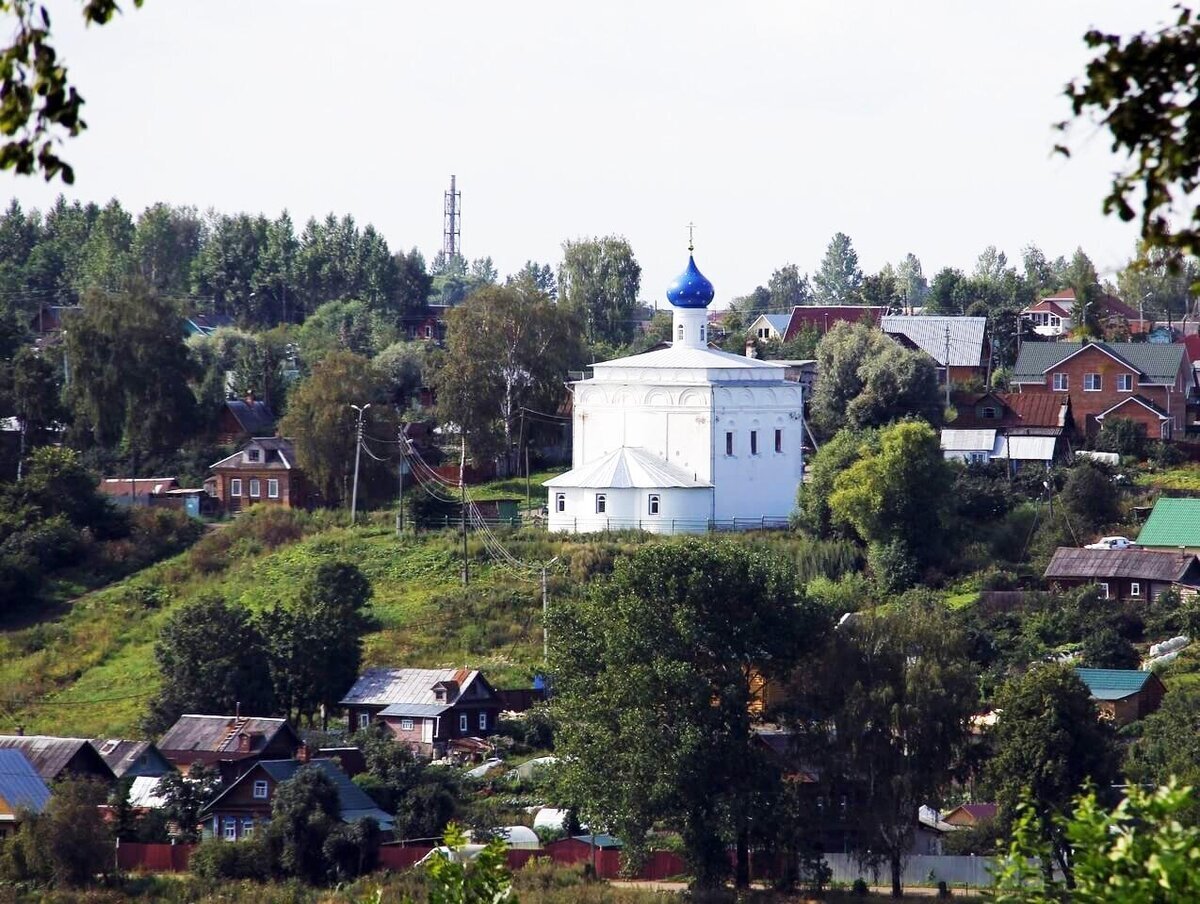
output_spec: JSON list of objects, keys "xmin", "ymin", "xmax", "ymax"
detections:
[
  {"xmin": 1043, "ymin": 547, "xmax": 1200, "ymax": 602},
  {"xmin": 91, "ymin": 739, "xmax": 174, "ymax": 779},
  {"xmin": 1075, "ymin": 668, "xmax": 1166, "ymax": 725},
  {"xmin": 215, "ymin": 396, "xmax": 277, "ymax": 445},
  {"xmin": 156, "ymin": 715, "xmax": 302, "ymax": 785},
  {"xmin": 0, "ymin": 735, "xmax": 115, "ymax": 783}
]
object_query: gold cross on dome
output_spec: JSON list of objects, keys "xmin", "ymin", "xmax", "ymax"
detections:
[{"xmin": 687, "ymin": 222, "xmax": 695, "ymax": 252}]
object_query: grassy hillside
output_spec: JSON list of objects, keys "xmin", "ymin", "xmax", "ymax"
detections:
[{"xmin": 0, "ymin": 507, "xmax": 643, "ymax": 737}]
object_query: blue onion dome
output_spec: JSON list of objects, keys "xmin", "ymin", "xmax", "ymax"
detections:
[{"xmin": 666, "ymin": 255, "xmax": 715, "ymax": 308}]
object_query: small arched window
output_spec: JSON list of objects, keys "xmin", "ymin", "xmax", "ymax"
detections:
[
  {"xmin": 700, "ymin": 324, "xmax": 707, "ymax": 342},
  {"xmin": 677, "ymin": 324, "xmax": 684, "ymax": 341}
]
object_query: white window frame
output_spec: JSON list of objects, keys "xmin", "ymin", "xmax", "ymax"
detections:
[
  {"xmin": 595, "ymin": 493, "xmax": 606, "ymax": 514},
  {"xmin": 1049, "ymin": 315, "xmax": 1061, "ymax": 328},
  {"xmin": 750, "ymin": 430, "xmax": 759, "ymax": 456},
  {"xmin": 1099, "ymin": 582, "xmax": 1110, "ymax": 599},
  {"xmin": 223, "ymin": 818, "xmax": 237, "ymax": 841},
  {"xmin": 459, "ymin": 713, "xmax": 468, "ymax": 732},
  {"xmin": 241, "ymin": 818, "xmax": 254, "ymax": 839},
  {"xmin": 981, "ymin": 406, "xmax": 998, "ymax": 419},
  {"xmin": 1117, "ymin": 374, "xmax": 1133, "ymax": 392},
  {"xmin": 230, "ymin": 478, "xmax": 242, "ymax": 497},
  {"xmin": 267, "ymin": 478, "xmax": 279, "ymax": 499},
  {"xmin": 1053, "ymin": 373, "xmax": 1068, "ymax": 392},
  {"xmin": 1130, "ymin": 582, "xmax": 1142, "ymax": 597},
  {"xmin": 1162, "ymin": 421, "xmax": 1172, "ymax": 439},
  {"xmin": 247, "ymin": 448, "xmax": 261, "ymax": 463},
  {"xmin": 648, "ymin": 494, "xmax": 660, "ymax": 515},
  {"xmin": 479, "ymin": 712, "xmax": 488, "ymax": 730},
  {"xmin": 357, "ymin": 712, "xmax": 370, "ymax": 730},
  {"xmin": 555, "ymin": 493, "xmax": 565, "ymax": 513},
  {"xmin": 1084, "ymin": 373, "xmax": 1102, "ymax": 392},
  {"xmin": 424, "ymin": 325, "xmax": 433, "ymax": 339},
  {"xmin": 249, "ymin": 478, "xmax": 261, "ymax": 498},
  {"xmin": 252, "ymin": 780, "xmax": 269, "ymax": 800},
  {"xmin": 400, "ymin": 718, "xmax": 414, "ymax": 731},
  {"xmin": 758, "ymin": 327, "xmax": 769, "ymax": 339}
]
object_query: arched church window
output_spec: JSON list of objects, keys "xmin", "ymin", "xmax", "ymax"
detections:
[{"xmin": 677, "ymin": 324, "xmax": 684, "ymax": 341}]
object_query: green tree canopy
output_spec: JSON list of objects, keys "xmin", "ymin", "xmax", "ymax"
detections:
[
  {"xmin": 558, "ymin": 236, "xmax": 642, "ymax": 346},
  {"xmin": 813, "ymin": 232, "xmax": 863, "ymax": 303},
  {"xmin": 549, "ymin": 538, "xmax": 829, "ymax": 889}
]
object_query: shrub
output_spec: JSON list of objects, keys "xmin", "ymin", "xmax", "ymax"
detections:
[
  {"xmin": 189, "ymin": 836, "xmax": 270, "ymax": 881},
  {"xmin": 868, "ymin": 538, "xmax": 919, "ymax": 594},
  {"xmin": 1096, "ymin": 416, "xmax": 1146, "ymax": 459},
  {"xmin": 852, "ymin": 877, "xmax": 870, "ymax": 896}
]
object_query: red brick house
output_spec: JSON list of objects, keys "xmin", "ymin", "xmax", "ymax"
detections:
[
  {"xmin": 206, "ymin": 437, "xmax": 307, "ymax": 513},
  {"xmin": 200, "ymin": 757, "xmax": 393, "ymax": 841},
  {"xmin": 403, "ymin": 305, "xmax": 449, "ymax": 342},
  {"xmin": 340, "ymin": 668, "xmax": 503, "ymax": 758},
  {"xmin": 1011, "ymin": 340, "xmax": 1191, "ymax": 436},
  {"xmin": 156, "ymin": 715, "xmax": 302, "ymax": 785}
]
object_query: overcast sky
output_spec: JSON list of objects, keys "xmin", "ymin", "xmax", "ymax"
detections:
[{"xmin": 1, "ymin": 1, "xmax": 1181, "ymax": 307}]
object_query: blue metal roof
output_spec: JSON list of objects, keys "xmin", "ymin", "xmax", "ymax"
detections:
[{"xmin": 0, "ymin": 750, "xmax": 50, "ymax": 814}]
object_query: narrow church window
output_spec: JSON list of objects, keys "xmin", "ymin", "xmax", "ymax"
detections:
[
  {"xmin": 750, "ymin": 431, "xmax": 758, "ymax": 455},
  {"xmin": 700, "ymin": 325, "xmax": 707, "ymax": 342},
  {"xmin": 677, "ymin": 324, "xmax": 684, "ymax": 341},
  {"xmin": 595, "ymin": 494, "xmax": 607, "ymax": 514},
  {"xmin": 555, "ymin": 493, "xmax": 565, "ymax": 513},
  {"xmin": 775, "ymin": 429, "xmax": 783, "ymax": 453},
  {"xmin": 725, "ymin": 432, "xmax": 734, "ymax": 456},
  {"xmin": 648, "ymin": 494, "xmax": 660, "ymax": 515}
]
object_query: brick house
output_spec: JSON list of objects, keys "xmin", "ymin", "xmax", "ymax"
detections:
[
  {"xmin": 206, "ymin": 437, "xmax": 307, "ymax": 513},
  {"xmin": 402, "ymin": 305, "xmax": 449, "ymax": 342},
  {"xmin": 200, "ymin": 757, "xmax": 393, "ymax": 841},
  {"xmin": 1020, "ymin": 288, "xmax": 1145, "ymax": 338},
  {"xmin": 1043, "ymin": 547, "xmax": 1200, "ymax": 603},
  {"xmin": 340, "ymin": 668, "xmax": 503, "ymax": 758},
  {"xmin": 156, "ymin": 715, "xmax": 303, "ymax": 785},
  {"xmin": 1011, "ymin": 341, "xmax": 1190, "ymax": 437},
  {"xmin": 1074, "ymin": 668, "xmax": 1165, "ymax": 726}
]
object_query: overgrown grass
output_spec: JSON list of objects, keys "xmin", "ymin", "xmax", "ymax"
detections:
[
  {"xmin": 468, "ymin": 468, "xmax": 566, "ymax": 504},
  {"xmin": 1135, "ymin": 464, "xmax": 1200, "ymax": 493}
]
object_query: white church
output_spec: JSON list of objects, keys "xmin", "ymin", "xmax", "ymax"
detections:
[{"xmin": 545, "ymin": 247, "xmax": 805, "ymax": 533}]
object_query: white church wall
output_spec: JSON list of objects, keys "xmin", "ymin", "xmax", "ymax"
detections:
[
  {"xmin": 710, "ymin": 384, "xmax": 804, "ymax": 523},
  {"xmin": 546, "ymin": 485, "xmax": 712, "ymax": 534}
]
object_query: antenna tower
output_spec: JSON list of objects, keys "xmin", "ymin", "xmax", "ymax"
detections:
[{"xmin": 443, "ymin": 174, "xmax": 461, "ymax": 258}]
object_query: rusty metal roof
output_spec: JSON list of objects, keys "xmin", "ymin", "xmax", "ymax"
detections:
[
  {"xmin": 156, "ymin": 715, "xmax": 293, "ymax": 757},
  {"xmin": 339, "ymin": 667, "xmax": 482, "ymax": 708},
  {"xmin": 1044, "ymin": 547, "xmax": 1200, "ymax": 583},
  {"xmin": 0, "ymin": 735, "xmax": 112, "ymax": 781}
]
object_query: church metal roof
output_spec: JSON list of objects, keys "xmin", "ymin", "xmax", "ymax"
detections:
[
  {"xmin": 544, "ymin": 447, "xmax": 711, "ymax": 489},
  {"xmin": 591, "ymin": 344, "xmax": 785, "ymax": 372}
]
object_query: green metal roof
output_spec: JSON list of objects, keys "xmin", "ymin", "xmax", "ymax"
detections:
[
  {"xmin": 1137, "ymin": 497, "xmax": 1200, "ymax": 548},
  {"xmin": 1074, "ymin": 668, "xmax": 1153, "ymax": 700},
  {"xmin": 1012, "ymin": 342, "xmax": 1185, "ymax": 384}
]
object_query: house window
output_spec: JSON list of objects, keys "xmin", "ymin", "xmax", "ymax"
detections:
[
  {"xmin": 725, "ymin": 431, "xmax": 734, "ymax": 456},
  {"xmin": 241, "ymin": 819, "xmax": 255, "ymax": 839},
  {"xmin": 230, "ymin": 478, "xmax": 242, "ymax": 497},
  {"xmin": 400, "ymin": 718, "xmax": 414, "ymax": 731},
  {"xmin": 460, "ymin": 713, "xmax": 469, "ymax": 732},
  {"xmin": 555, "ymin": 493, "xmax": 565, "ymax": 513},
  {"xmin": 247, "ymin": 448, "xmax": 261, "ymax": 463},
  {"xmin": 249, "ymin": 478, "xmax": 261, "ymax": 498},
  {"xmin": 676, "ymin": 324, "xmax": 684, "ymax": 341},
  {"xmin": 595, "ymin": 494, "xmax": 606, "ymax": 514},
  {"xmin": 223, "ymin": 818, "xmax": 237, "ymax": 841},
  {"xmin": 648, "ymin": 494, "xmax": 660, "ymax": 515},
  {"xmin": 758, "ymin": 327, "xmax": 770, "ymax": 339},
  {"xmin": 750, "ymin": 430, "xmax": 759, "ymax": 455},
  {"xmin": 1099, "ymin": 582, "xmax": 1110, "ymax": 599},
  {"xmin": 424, "ymin": 325, "xmax": 432, "ymax": 339},
  {"xmin": 1131, "ymin": 582, "xmax": 1142, "ymax": 597},
  {"xmin": 357, "ymin": 713, "xmax": 370, "ymax": 730},
  {"xmin": 1117, "ymin": 374, "xmax": 1133, "ymax": 392},
  {"xmin": 252, "ymin": 780, "xmax": 269, "ymax": 800},
  {"xmin": 775, "ymin": 429, "xmax": 783, "ymax": 453},
  {"xmin": 981, "ymin": 406, "xmax": 998, "ymax": 419},
  {"xmin": 479, "ymin": 712, "xmax": 488, "ymax": 730},
  {"xmin": 1053, "ymin": 373, "xmax": 1068, "ymax": 391},
  {"xmin": 1049, "ymin": 315, "xmax": 1061, "ymax": 328},
  {"xmin": 1084, "ymin": 373, "xmax": 1102, "ymax": 392},
  {"xmin": 267, "ymin": 478, "xmax": 279, "ymax": 499}
]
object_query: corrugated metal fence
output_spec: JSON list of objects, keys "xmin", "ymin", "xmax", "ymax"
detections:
[{"xmin": 824, "ymin": 853, "xmax": 1001, "ymax": 889}]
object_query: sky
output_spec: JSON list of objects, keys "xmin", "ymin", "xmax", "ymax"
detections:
[{"xmin": 1, "ymin": 1, "xmax": 1183, "ymax": 307}]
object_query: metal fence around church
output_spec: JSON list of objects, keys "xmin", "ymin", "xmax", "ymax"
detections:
[{"xmin": 429, "ymin": 515, "xmax": 792, "ymax": 534}]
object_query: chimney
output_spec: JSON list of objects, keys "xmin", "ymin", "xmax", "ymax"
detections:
[
  {"xmin": 296, "ymin": 742, "xmax": 310, "ymax": 764},
  {"xmin": 235, "ymin": 701, "xmax": 241, "ymax": 719},
  {"xmin": 745, "ymin": 339, "xmax": 758, "ymax": 359},
  {"xmin": 237, "ymin": 732, "xmax": 255, "ymax": 754}
]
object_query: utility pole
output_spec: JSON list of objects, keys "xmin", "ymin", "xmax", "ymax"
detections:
[
  {"xmin": 349, "ymin": 403, "xmax": 370, "ymax": 524},
  {"xmin": 396, "ymin": 425, "xmax": 406, "ymax": 538},
  {"xmin": 460, "ymin": 436, "xmax": 469, "ymax": 586},
  {"xmin": 944, "ymin": 324, "xmax": 952, "ymax": 407},
  {"xmin": 542, "ymin": 556, "xmax": 560, "ymax": 660}
]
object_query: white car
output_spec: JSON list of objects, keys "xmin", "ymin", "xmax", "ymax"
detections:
[{"xmin": 1085, "ymin": 536, "xmax": 1136, "ymax": 550}]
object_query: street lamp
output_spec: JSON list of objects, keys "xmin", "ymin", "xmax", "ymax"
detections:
[{"xmin": 349, "ymin": 403, "xmax": 371, "ymax": 524}]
